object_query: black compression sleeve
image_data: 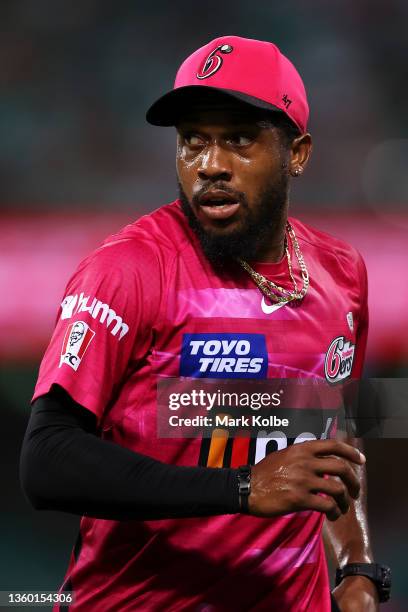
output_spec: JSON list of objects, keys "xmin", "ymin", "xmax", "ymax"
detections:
[{"xmin": 20, "ymin": 386, "xmax": 240, "ymax": 521}]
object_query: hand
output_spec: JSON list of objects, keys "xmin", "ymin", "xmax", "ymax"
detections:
[
  {"xmin": 332, "ymin": 575, "xmax": 379, "ymax": 611},
  {"xmin": 248, "ymin": 439, "xmax": 365, "ymax": 519}
]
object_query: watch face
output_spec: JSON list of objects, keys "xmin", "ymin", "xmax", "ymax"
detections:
[
  {"xmin": 380, "ymin": 565, "xmax": 392, "ymax": 602},
  {"xmin": 381, "ymin": 566, "xmax": 392, "ymax": 587}
]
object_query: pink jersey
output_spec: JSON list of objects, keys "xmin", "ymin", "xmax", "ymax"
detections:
[{"xmin": 33, "ymin": 200, "xmax": 368, "ymax": 612}]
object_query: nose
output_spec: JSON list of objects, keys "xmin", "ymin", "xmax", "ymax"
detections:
[{"xmin": 198, "ymin": 144, "xmax": 232, "ymax": 182}]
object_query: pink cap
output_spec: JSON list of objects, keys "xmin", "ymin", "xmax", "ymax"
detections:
[{"xmin": 146, "ymin": 35, "xmax": 309, "ymax": 133}]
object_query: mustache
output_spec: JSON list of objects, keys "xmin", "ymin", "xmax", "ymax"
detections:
[{"xmin": 192, "ymin": 183, "xmax": 248, "ymax": 207}]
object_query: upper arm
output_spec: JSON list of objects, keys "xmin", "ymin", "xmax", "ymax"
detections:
[
  {"xmin": 32, "ymin": 239, "xmax": 163, "ymax": 424},
  {"xmin": 31, "ymin": 385, "xmax": 98, "ymax": 432}
]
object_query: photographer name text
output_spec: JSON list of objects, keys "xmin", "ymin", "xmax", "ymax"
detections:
[{"xmin": 168, "ymin": 414, "xmax": 289, "ymax": 428}]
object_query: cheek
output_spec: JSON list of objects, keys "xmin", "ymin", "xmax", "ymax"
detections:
[
  {"xmin": 236, "ymin": 157, "xmax": 278, "ymax": 195},
  {"xmin": 176, "ymin": 156, "xmax": 199, "ymax": 196},
  {"xmin": 259, "ymin": 150, "xmax": 285, "ymax": 180},
  {"xmin": 176, "ymin": 160, "xmax": 189, "ymax": 191}
]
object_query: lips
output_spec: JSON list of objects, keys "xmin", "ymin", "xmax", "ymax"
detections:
[{"xmin": 198, "ymin": 190, "xmax": 241, "ymax": 220}]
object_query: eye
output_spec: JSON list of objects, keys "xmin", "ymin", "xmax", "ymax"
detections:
[
  {"xmin": 183, "ymin": 133, "xmax": 205, "ymax": 147},
  {"xmin": 227, "ymin": 133, "xmax": 254, "ymax": 147}
]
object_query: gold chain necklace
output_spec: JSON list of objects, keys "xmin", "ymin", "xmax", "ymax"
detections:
[{"xmin": 238, "ymin": 222, "xmax": 309, "ymax": 304}]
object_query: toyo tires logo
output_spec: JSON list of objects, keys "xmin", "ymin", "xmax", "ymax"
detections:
[
  {"xmin": 324, "ymin": 336, "xmax": 355, "ymax": 383},
  {"xmin": 180, "ymin": 333, "xmax": 267, "ymax": 379}
]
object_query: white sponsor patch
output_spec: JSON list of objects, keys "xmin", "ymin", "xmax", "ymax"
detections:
[
  {"xmin": 61, "ymin": 294, "xmax": 78, "ymax": 319},
  {"xmin": 59, "ymin": 321, "xmax": 95, "ymax": 371},
  {"xmin": 60, "ymin": 292, "xmax": 129, "ymax": 339},
  {"xmin": 324, "ymin": 335, "xmax": 355, "ymax": 383},
  {"xmin": 346, "ymin": 311, "xmax": 354, "ymax": 332}
]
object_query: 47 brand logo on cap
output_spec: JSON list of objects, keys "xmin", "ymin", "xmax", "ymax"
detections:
[
  {"xmin": 60, "ymin": 321, "xmax": 95, "ymax": 371},
  {"xmin": 196, "ymin": 44, "xmax": 233, "ymax": 79},
  {"xmin": 324, "ymin": 335, "xmax": 355, "ymax": 383}
]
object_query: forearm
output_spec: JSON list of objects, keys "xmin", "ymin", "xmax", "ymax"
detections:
[
  {"xmin": 323, "ymin": 438, "xmax": 374, "ymax": 566},
  {"xmin": 20, "ymin": 388, "xmax": 240, "ymax": 521}
]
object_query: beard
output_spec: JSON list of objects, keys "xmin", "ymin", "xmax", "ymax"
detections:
[{"xmin": 178, "ymin": 172, "xmax": 289, "ymax": 266}]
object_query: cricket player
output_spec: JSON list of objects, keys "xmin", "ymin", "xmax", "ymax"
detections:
[{"xmin": 21, "ymin": 36, "xmax": 391, "ymax": 611}]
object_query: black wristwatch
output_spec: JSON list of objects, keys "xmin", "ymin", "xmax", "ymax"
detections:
[
  {"xmin": 237, "ymin": 465, "xmax": 251, "ymax": 513},
  {"xmin": 335, "ymin": 563, "xmax": 391, "ymax": 603}
]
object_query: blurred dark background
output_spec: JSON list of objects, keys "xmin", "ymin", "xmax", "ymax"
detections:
[{"xmin": 1, "ymin": 1, "xmax": 407, "ymax": 610}]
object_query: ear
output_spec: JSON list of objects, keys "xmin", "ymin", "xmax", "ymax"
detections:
[{"xmin": 289, "ymin": 133, "xmax": 312, "ymax": 177}]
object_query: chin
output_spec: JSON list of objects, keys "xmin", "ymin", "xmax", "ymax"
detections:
[
  {"xmin": 196, "ymin": 208, "xmax": 248, "ymax": 233},
  {"xmin": 179, "ymin": 191, "xmax": 259, "ymax": 262},
  {"xmin": 201, "ymin": 219, "xmax": 245, "ymax": 237}
]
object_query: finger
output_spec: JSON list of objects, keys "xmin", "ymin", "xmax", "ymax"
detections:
[
  {"xmin": 304, "ymin": 492, "xmax": 342, "ymax": 521},
  {"xmin": 309, "ymin": 476, "xmax": 350, "ymax": 515},
  {"xmin": 307, "ymin": 439, "xmax": 365, "ymax": 465},
  {"xmin": 311, "ymin": 457, "xmax": 361, "ymax": 499}
]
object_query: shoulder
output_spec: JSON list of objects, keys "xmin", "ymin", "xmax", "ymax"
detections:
[
  {"xmin": 75, "ymin": 200, "xmax": 191, "ymax": 279},
  {"xmin": 61, "ymin": 204, "xmax": 189, "ymax": 325},
  {"xmin": 101, "ymin": 200, "xmax": 190, "ymax": 255},
  {"xmin": 290, "ymin": 216, "xmax": 366, "ymax": 273}
]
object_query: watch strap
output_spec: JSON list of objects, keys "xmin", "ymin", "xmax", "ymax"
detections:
[
  {"xmin": 237, "ymin": 465, "xmax": 251, "ymax": 513},
  {"xmin": 335, "ymin": 563, "xmax": 391, "ymax": 603}
]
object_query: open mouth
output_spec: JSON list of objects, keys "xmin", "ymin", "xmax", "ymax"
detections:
[{"xmin": 198, "ymin": 192, "xmax": 241, "ymax": 220}]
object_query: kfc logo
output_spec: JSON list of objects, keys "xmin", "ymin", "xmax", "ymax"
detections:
[
  {"xmin": 324, "ymin": 336, "xmax": 355, "ymax": 383},
  {"xmin": 59, "ymin": 321, "xmax": 95, "ymax": 371}
]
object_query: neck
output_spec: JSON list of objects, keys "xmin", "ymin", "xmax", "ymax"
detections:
[{"xmin": 247, "ymin": 216, "xmax": 288, "ymax": 263}]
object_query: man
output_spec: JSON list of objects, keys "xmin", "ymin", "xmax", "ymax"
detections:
[{"xmin": 20, "ymin": 36, "xmax": 390, "ymax": 611}]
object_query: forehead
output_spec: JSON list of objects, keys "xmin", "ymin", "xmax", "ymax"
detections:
[
  {"xmin": 177, "ymin": 113, "xmax": 258, "ymax": 131},
  {"xmin": 175, "ymin": 96, "xmax": 278, "ymax": 130},
  {"xmin": 176, "ymin": 108, "xmax": 280, "ymax": 132}
]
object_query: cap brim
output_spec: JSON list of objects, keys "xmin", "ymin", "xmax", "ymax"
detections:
[{"xmin": 146, "ymin": 85, "xmax": 283, "ymax": 126}]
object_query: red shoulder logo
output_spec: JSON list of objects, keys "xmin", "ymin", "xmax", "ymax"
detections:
[{"xmin": 59, "ymin": 321, "xmax": 95, "ymax": 371}]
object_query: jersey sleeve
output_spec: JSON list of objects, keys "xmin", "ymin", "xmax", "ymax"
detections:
[
  {"xmin": 32, "ymin": 238, "xmax": 163, "ymax": 423},
  {"xmin": 352, "ymin": 252, "xmax": 369, "ymax": 378}
]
